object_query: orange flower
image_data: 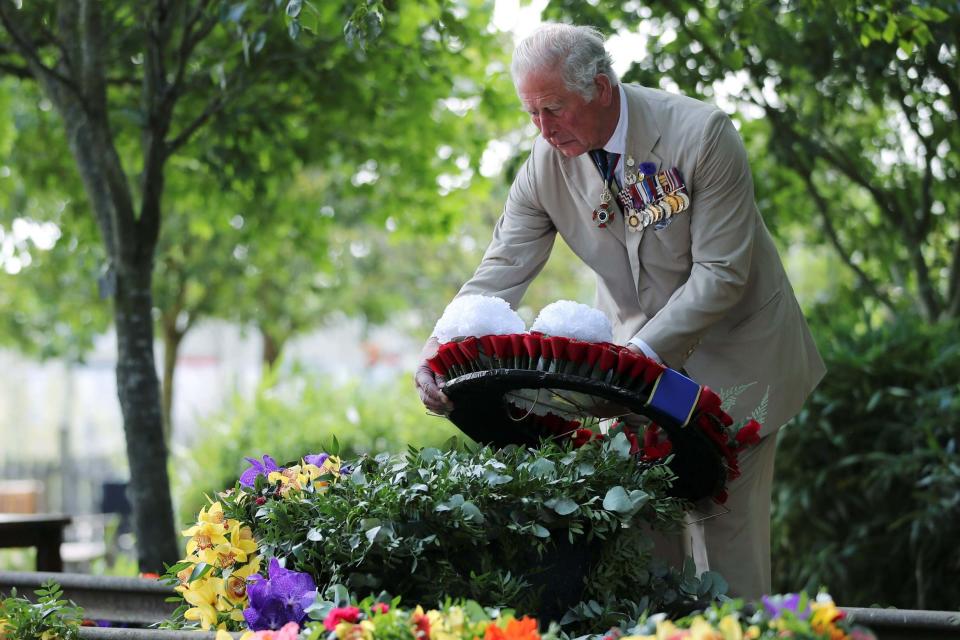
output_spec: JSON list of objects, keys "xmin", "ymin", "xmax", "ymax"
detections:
[{"xmin": 484, "ymin": 617, "xmax": 540, "ymax": 640}]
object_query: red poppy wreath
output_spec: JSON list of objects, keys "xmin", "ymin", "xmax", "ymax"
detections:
[{"xmin": 427, "ymin": 297, "xmax": 761, "ymax": 503}]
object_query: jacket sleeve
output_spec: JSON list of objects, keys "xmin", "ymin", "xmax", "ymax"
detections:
[
  {"xmin": 455, "ymin": 143, "xmax": 557, "ymax": 310},
  {"xmin": 635, "ymin": 110, "xmax": 757, "ymax": 368}
]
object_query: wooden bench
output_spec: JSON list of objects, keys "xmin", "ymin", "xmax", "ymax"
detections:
[{"xmin": 0, "ymin": 513, "xmax": 71, "ymax": 572}]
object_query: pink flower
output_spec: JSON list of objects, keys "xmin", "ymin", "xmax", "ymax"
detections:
[
  {"xmin": 324, "ymin": 606, "xmax": 362, "ymax": 630},
  {"xmin": 371, "ymin": 602, "xmax": 390, "ymax": 614},
  {"xmin": 248, "ymin": 622, "xmax": 300, "ymax": 639}
]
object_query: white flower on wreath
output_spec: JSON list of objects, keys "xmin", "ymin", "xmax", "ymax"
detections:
[
  {"xmin": 531, "ymin": 300, "xmax": 613, "ymax": 343},
  {"xmin": 432, "ymin": 295, "xmax": 525, "ymax": 342}
]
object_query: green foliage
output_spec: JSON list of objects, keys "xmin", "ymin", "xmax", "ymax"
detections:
[
  {"xmin": 0, "ymin": 580, "xmax": 83, "ymax": 640},
  {"xmin": 772, "ymin": 315, "xmax": 960, "ymax": 609},
  {"xmin": 222, "ymin": 436, "xmax": 699, "ymax": 630},
  {"xmin": 174, "ymin": 369, "xmax": 461, "ymax": 523}
]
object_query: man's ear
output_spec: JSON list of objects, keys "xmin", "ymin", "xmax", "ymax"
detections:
[{"xmin": 594, "ymin": 73, "xmax": 614, "ymax": 105}]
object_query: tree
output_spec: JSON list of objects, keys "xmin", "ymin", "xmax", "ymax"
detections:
[
  {"xmin": 545, "ymin": 0, "xmax": 959, "ymax": 322},
  {"xmin": 0, "ymin": 0, "xmax": 513, "ymax": 570}
]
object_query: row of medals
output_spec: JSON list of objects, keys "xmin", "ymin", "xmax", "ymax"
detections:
[{"xmin": 594, "ymin": 157, "xmax": 691, "ymax": 230}]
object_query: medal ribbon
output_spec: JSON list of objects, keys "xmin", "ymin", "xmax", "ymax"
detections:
[{"xmin": 590, "ymin": 150, "xmax": 621, "ymax": 191}]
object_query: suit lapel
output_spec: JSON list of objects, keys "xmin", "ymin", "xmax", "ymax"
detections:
[{"xmin": 622, "ymin": 85, "xmax": 664, "ymax": 296}]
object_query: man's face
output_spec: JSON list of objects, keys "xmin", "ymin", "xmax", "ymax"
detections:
[{"xmin": 517, "ymin": 69, "xmax": 614, "ymax": 158}]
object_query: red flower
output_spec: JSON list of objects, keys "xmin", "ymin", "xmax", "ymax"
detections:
[
  {"xmin": 596, "ymin": 347, "xmax": 618, "ymax": 374},
  {"xmin": 551, "ymin": 336, "xmax": 570, "ymax": 361},
  {"xmin": 370, "ymin": 602, "xmax": 390, "ymax": 614},
  {"xmin": 522, "ymin": 334, "xmax": 542, "ymax": 362},
  {"xmin": 735, "ymin": 419, "xmax": 762, "ymax": 447},
  {"xmin": 641, "ymin": 424, "xmax": 673, "ymax": 460},
  {"xmin": 426, "ymin": 355, "xmax": 446, "ymax": 377},
  {"xmin": 411, "ymin": 610, "xmax": 431, "ymax": 639},
  {"xmin": 458, "ymin": 336, "xmax": 480, "ymax": 362},
  {"xmin": 625, "ymin": 430, "xmax": 641, "ymax": 455},
  {"xmin": 697, "ymin": 386, "xmax": 722, "ymax": 414},
  {"xmin": 489, "ymin": 335, "xmax": 514, "ymax": 361},
  {"xmin": 323, "ymin": 606, "xmax": 362, "ymax": 630},
  {"xmin": 565, "ymin": 339, "xmax": 587, "ymax": 364},
  {"xmin": 572, "ymin": 428, "xmax": 596, "ymax": 447}
]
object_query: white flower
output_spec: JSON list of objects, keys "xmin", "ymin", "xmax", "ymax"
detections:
[
  {"xmin": 531, "ymin": 300, "xmax": 613, "ymax": 343},
  {"xmin": 432, "ymin": 295, "xmax": 526, "ymax": 342}
]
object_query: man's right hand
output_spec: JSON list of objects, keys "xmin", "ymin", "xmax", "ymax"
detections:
[{"xmin": 415, "ymin": 337, "xmax": 454, "ymax": 415}]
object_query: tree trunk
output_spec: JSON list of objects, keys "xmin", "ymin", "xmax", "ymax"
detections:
[
  {"xmin": 115, "ymin": 262, "xmax": 179, "ymax": 571},
  {"xmin": 261, "ymin": 326, "xmax": 282, "ymax": 370},
  {"xmin": 161, "ymin": 315, "xmax": 185, "ymax": 445}
]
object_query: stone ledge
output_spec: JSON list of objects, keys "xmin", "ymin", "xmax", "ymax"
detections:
[{"xmin": 0, "ymin": 570, "xmax": 175, "ymax": 625}]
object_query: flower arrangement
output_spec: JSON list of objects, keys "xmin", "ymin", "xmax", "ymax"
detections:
[
  {"xmin": 206, "ymin": 596, "xmax": 559, "ymax": 640},
  {"xmin": 188, "ymin": 591, "xmax": 877, "ymax": 640},
  {"xmin": 163, "ymin": 453, "xmax": 342, "ymax": 630},
  {"xmin": 603, "ymin": 592, "xmax": 876, "ymax": 640},
  {"xmin": 162, "ymin": 436, "xmax": 733, "ymax": 633}
]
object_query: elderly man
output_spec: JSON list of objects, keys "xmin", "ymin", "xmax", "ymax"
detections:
[{"xmin": 415, "ymin": 23, "xmax": 824, "ymax": 599}]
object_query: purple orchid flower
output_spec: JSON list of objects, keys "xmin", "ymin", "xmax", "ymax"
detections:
[
  {"xmin": 240, "ymin": 455, "xmax": 282, "ymax": 488},
  {"xmin": 761, "ymin": 593, "xmax": 810, "ymax": 620},
  {"xmin": 242, "ymin": 557, "xmax": 318, "ymax": 631},
  {"xmin": 303, "ymin": 453, "xmax": 329, "ymax": 467}
]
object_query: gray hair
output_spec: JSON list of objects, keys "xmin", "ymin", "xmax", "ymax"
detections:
[{"xmin": 511, "ymin": 23, "xmax": 619, "ymax": 101}]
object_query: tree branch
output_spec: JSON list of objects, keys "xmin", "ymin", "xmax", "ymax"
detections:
[
  {"xmin": 138, "ymin": 0, "xmax": 179, "ymax": 257},
  {"xmin": 892, "ymin": 72, "xmax": 935, "ymax": 238},
  {"xmin": 0, "ymin": 2, "xmax": 83, "ymax": 100},
  {"xmin": 799, "ymin": 166, "xmax": 898, "ymax": 314},
  {"xmin": 0, "ymin": 60, "xmax": 29, "ymax": 77},
  {"xmin": 167, "ymin": 0, "xmax": 217, "ymax": 103}
]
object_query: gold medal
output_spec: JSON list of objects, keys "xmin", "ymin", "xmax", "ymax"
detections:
[{"xmin": 627, "ymin": 213, "xmax": 641, "ymax": 230}]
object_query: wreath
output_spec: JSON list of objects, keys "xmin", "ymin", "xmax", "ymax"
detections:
[{"xmin": 426, "ymin": 298, "xmax": 760, "ymax": 503}]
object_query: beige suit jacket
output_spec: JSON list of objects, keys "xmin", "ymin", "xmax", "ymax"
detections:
[{"xmin": 457, "ymin": 84, "xmax": 825, "ymax": 434}]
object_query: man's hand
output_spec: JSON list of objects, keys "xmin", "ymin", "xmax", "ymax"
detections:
[{"xmin": 415, "ymin": 337, "xmax": 454, "ymax": 415}]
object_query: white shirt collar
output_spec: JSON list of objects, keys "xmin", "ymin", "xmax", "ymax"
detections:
[{"xmin": 603, "ymin": 84, "xmax": 628, "ymax": 155}]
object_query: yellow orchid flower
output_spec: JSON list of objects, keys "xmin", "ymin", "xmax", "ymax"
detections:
[
  {"xmin": 718, "ymin": 614, "xmax": 743, "ymax": 640},
  {"xmin": 182, "ymin": 576, "xmax": 224, "ymax": 630},
  {"xmin": 182, "ymin": 503, "xmax": 229, "ymax": 556},
  {"xmin": 335, "ymin": 620, "xmax": 375, "ymax": 640},
  {"xmin": 199, "ymin": 519, "xmax": 258, "ymax": 567},
  {"xmin": 221, "ymin": 555, "xmax": 262, "ymax": 607},
  {"xmin": 811, "ymin": 600, "xmax": 845, "ymax": 638},
  {"xmin": 688, "ymin": 616, "xmax": 723, "ymax": 640}
]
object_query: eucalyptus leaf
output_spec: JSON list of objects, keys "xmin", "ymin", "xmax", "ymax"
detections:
[
  {"xmin": 602, "ymin": 486, "xmax": 634, "ymax": 513},
  {"xmin": 546, "ymin": 497, "xmax": 579, "ymax": 516}
]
